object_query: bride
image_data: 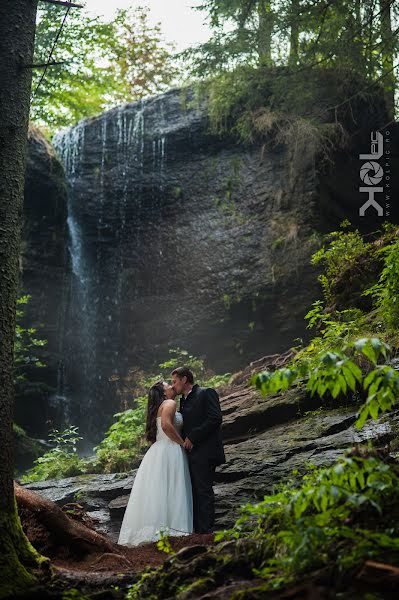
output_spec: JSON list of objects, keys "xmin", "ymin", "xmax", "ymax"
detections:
[{"xmin": 117, "ymin": 380, "xmax": 193, "ymax": 546}]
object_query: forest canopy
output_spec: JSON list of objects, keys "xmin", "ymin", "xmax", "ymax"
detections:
[
  {"xmin": 30, "ymin": 4, "xmax": 181, "ymax": 134},
  {"xmin": 31, "ymin": 1, "xmax": 398, "ymax": 136}
]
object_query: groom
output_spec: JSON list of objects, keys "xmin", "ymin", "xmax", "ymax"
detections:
[{"xmin": 171, "ymin": 366, "xmax": 226, "ymax": 534}]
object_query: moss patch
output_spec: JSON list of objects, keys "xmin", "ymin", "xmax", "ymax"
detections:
[{"xmin": 0, "ymin": 497, "xmax": 48, "ymax": 599}]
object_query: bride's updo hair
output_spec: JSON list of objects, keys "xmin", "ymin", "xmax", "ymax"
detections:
[{"xmin": 146, "ymin": 380, "xmax": 166, "ymax": 443}]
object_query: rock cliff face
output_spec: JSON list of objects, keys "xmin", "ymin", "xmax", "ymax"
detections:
[
  {"xmin": 23, "ymin": 83, "xmax": 399, "ymax": 442},
  {"xmin": 16, "ymin": 126, "xmax": 70, "ymax": 438},
  {"xmin": 52, "ymin": 89, "xmax": 323, "ymax": 441}
]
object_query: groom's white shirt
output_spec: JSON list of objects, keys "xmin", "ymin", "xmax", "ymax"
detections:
[{"xmin": 183, "ymin": 386, "xmax": 193, "ymax": 401}]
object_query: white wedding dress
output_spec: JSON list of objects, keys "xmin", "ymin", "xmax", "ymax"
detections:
[{"xmin": 117, "ymin": 411, "xmax": 193, "ymax": 546}]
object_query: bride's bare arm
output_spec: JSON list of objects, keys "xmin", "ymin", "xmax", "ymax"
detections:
[{"xmin": 161, "ymin": 400, "xmax": 185, "ymax": 446}]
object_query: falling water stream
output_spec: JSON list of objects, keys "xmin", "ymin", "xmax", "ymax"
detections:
[{"xmin": 53, "ymin": 100, "xmax": 167, "ymax": 446}]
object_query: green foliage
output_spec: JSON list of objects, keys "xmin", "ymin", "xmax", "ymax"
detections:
[
  {"xmin": 293, "ymin": 300, "xmax": 368, "ymax": 370},
  {"xmin": 271, "ymin": 237, "xmax": 284, "ymax": 250},
  {"xmin": 303, "ymin": 302, "xmax": 366, "ymax": 355},
  {"xmin": 159, "ymin": 347, "xmax": 206, "ymax": 380},
  {"xmin": 31, "ymin": 6, "xmax": 116, "ymax": 134},
  {"xmin": 93, "ymin": 395, "xmax": 148, "ymax": 473},
  {"xmin": 295, "ymin": 222, "xmax": 399, "ymax": 360},
  {"xmin": 20, "ymin": 426, "xmax": 86, "ymax": 483},
  {"xmin": 253, "ymin": 334, "xmax": 398, "ymax": 430},
  {"xmin": 111, "ymin": 7, "xmax": 179, "ymax": 100},
  {"xmin": 183, "ymin": 0, "xmax": 265, "ymax": 75},
  {"xmin": 125, "ymin": 569, "xmax": 157, "ymax": 600},
  {"xmin": 173, "ymin": 186, "xmax": 183, "ymax": 199},
  {"xmin": 156, "ymin": 529, "xmax": 174, "ymax": 555},
  {"xmin": 48, "ymin": 426, "xmax": 82, "ymax": 452},
  {"xmin": 216, "ymin": 451, "xmax": 399, "ymax": 586},
  {"xmin": 191, "ymin": 64, "xmax": 353, "ymax": 166},
  {"xmin": 187, "ymin": 0, "xmax": 399, "ymax": 86},
  {"xmin": 253, "ymin": 222, "xmax": 399, "ymax": 434},
  {"xmin": 290, "ymin": 455, "xmax": 397, "ymax": 518},
  {"xmin": 182, "ymin": 0, "xmax": 399, "ymax": 144},
  {"xmin": 356, "ymin": 363, "xmax": 399, "ymax": 429},
  {"xmin": 310, "ymin": 222, "xmax": 373, "ymax": 303},
  {"xmin": 31, "ymin": 5, "xmax": 180, "ymax": 134},
  {"xmin": 362, "ymin": 233, "xmax": 399, "ymax": 331},
  {"xmin": 14, "ymin": 295, "xmax": 47, "ymax": 382},
  {"xmin": 13, "ymin": 423, "xmax": 28, "ymax": 439},
  {"xmin": 307, "ymin": 350, "xmax": 362, "ymax": 400},
  {"xmin": 61, "ymin": 589, "xmax": 90, "ymax": 600},
  {"xmin": 203, "ymin": 372, "xmax": 231, "ymax": 388}
]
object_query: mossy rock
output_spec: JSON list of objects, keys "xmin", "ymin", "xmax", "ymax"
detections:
[
  {"xmin": 176, "ymin": 576, "xmax": 215, "ymax": 599},
  {"xmin": 13, "ymin": 423, "xmax": 48, "ymax": 475}
]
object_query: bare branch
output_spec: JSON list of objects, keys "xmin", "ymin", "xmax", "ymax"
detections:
[{"xmin": 23, "ymin": 60, "xmax": 69, "ymax": 69}]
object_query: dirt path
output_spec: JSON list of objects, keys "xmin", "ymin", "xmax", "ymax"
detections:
[{"xmin": 51, "ymin": 532, "xmax": 215, "ymax": 575}]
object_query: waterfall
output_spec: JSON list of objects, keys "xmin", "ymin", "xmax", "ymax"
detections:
[
  {"xmin": 51, "ymin": 122, "xmax": 87, "ymax": 430},
  {"xmin": 53, "ymin": 121, "xmax": 100, "ymax": 444},
  {"xmin": 53, "ymin": 102, "xmax": 151, "ymax": 446}
]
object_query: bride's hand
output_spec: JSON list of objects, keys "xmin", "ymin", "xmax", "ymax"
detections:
[{"xmin": 183, "ymin": 437, "xmax": 193, "ymax": 451}]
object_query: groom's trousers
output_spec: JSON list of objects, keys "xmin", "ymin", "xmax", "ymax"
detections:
[{"xmin": 188, "ymin": 459, "xmax": 216, "ymax": 533}]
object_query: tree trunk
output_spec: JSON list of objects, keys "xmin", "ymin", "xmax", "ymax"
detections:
[
  {"xmin": 14, "ymin": 482, "xmax": 125, "ymax": 560},
  {"xmin": 354, "ymin": 0, "xmax": 361, "ymax": 30},
  {"xmin": 288, "ymin": 0, "xmax": 299, "ymax": 66},
  {"xmin": 380, "ymin": 0, "xmax": 396, "ymax": 120},
  {"xmin": 346, "ymin": 0, "xmax": 365, "ymax": 71},
  {"xmin": 0, "ymin": 1, "xmax": 46, "ymax": 597},
  {"xmin": 364, "ymin": 0, "xmax": 375, "ymax": 78},
  {"xmin": 258, "ymin": 0, "xmax": 273, "ymax": 66}
]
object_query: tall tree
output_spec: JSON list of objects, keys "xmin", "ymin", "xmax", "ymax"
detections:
[
  {"xmin": 192, "ymin": 0, "xmax": 276, "ymax": 69},
  {"xmin": 31, "ymin": 4, "xmax": 118, "ymax": 133},
  {"xmin": 0, "ymin": 1, "xmax": 47, "ymax": 596},
  {"xmin": 288, "ymin": 0, "xmax": 300, "ymax": 66},
  {"xmin": 31, "ymin": 4, "xmax": 180, "ymax": 135},
  {"xmin": 187, "ymin": 0, "xmax": 398, "ymax": 124},
  {"xmin": 110, "ymin": 6, "xmax": 179, "ymax": 100},
  {"xmin": 258, "ymin": 0, "xmax": 274, "ymax": 64}
]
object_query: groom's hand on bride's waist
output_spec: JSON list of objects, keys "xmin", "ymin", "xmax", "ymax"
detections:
[{"xmin": 183, "ymin": 437, "xmax": 193, "ymax": 451}]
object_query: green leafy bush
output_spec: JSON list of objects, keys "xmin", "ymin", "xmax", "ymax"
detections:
[
  {"xmin": 253, "ymin": 222, "xmax": 399, "ymax": 430},
  {"xmin": 253, "ymin": 335, "xmax": 396, "ymax": 429},
  {"xmin": 159, "ymin": 347, "xmax": 207, "ymax": 379},
  {"xmin": 93, "ymin": 395, "xmax": 148, "ymax": 473},
  {"xmin": 310, "ymin": 220, "xmax": 373, "ymax": 304},
  {"xmin": 156, "ymin": 529, "xmax": 174, "ymax": 555},
  {"xmin": 21, "ymin": 426, "xmax": 86, "ymax": 483},
  {"xmin": 362, "ymin": 229, "xmax": 399, "ymax": 331},
  {"xmin": 14, "ymin": 294, "xmax": 47, "ymax": 382},
  {"xmin": 216, "ymin": 451, "xmax": 399, "ymax": 587}
]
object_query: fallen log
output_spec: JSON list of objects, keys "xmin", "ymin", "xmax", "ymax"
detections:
[{"xmin": 14, "ymin": 482, "xmax": 127, "ymax": 562}]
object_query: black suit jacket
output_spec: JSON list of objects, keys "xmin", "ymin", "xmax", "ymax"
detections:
[{"xmin": 180, "ymin": 384, "xmax": 226, "ymax": 465}]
